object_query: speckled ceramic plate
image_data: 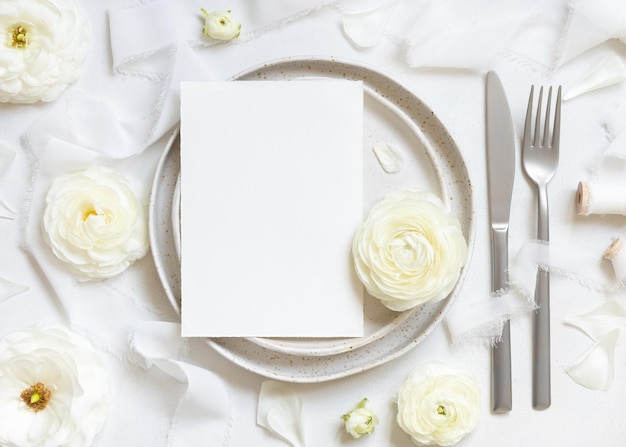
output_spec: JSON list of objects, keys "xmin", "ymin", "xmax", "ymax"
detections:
[{"xmin": 149, "ymin": 56, "xmax": 474, "ymax": 382}]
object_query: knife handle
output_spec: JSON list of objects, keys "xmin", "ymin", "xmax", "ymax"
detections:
[{"xmin": 491, "ymin": 227, "xmax": 512, "ymax": 413}]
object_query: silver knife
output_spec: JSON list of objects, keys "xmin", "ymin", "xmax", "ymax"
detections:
[{"xmin": 486, "ymin": 71, "xmax": 515, "ymax": 413}]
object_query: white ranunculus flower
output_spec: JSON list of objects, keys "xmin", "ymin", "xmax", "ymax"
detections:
[
  {"xmin": 341, "ymin": 397, "xmax": 378, "ymax": 439},
  {"xmin": 42, "ymin": 167, "xmax": 149, "ymax": 281},
  {"xmin": 0, "ymin": 325, "xmax": 110, "ymax": 447},
  {"xmin": 200, "ymin": 9, "xmax": 241, "ymax": 40},
  {"xmin": 396, "ymin": 362, "xmax": 480, "ymax": 447},
  {"xmin": 0, "ymin": 0, "xmax": 89, "ymax": 103},
  {"xmin": 352, "ymin": 189, "xmax": 468, "ymax": 311}
]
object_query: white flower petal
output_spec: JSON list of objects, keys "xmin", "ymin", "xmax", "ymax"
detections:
[
  {"xmin": 257, "ymin": 381, "xmax": 305, "ymax": 447},
  {"xmin": 341, "ymin": 0, "xmax": 400, "ymax": 48},
  {"xmin": 0, "ymin": 276, "xmax": 28, "ymax": 303},
  {"xmin": 29, "ymin": 411, "xmax": 57, "ymax": 443},
  {"xmin": 566, "ymin": 329, "xmax": 620, "ymax": 390},
  {"xmin": 564, "ymin": 53, "xmax": 626, "ymax": 101},
  {"xmin": 564, "ymin": 300, "xmax": 626, "ymax": 342},
  {"xmin": 372, "ymin": 142, "xmax": 404, "ymax": 173}
]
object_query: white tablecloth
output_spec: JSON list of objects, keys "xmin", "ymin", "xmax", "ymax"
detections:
[{"xmin": 1, "ymin": 0, "xmax": 625, "ymax": 445}]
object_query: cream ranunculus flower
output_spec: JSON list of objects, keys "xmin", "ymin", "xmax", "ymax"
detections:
[
  {"xmin": 352, "ymin": 189, "xmax": 468, "ymax": 311},
  {"xmin": 200, "ymin": 9, "xmax": 241, "ymax": 40},
  {"xmin": 42, "ymin": 167, "xmax": 149, "ymax": 281},
  {"xmin": 396, "ymin": 361, "xmax": 480, "ymax": 446},
  {"xmin": 341, "ymin": 398, "xmax": 378, "ymax": 439},
  {"xmin": 0, "ymin": 0, "xmax": 89, "ymax": 103},
  {"xmin": 0, "ymin": 325, "xmax": 110, "ymax": 447}
]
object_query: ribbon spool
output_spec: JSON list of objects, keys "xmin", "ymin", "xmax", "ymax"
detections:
[
  {"xmin": 576, "ymin": 181, "xmax": 626, "ymax": 216},
  {"xmin": 603, "ymin": 238, "xmax": 626, "ymax": 284}
]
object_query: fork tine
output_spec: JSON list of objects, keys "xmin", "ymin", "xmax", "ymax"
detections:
[
  {"xmin": 552, "ymin": 86, "xmax": 562, "ymax": 150},
  {"xmin": 542, "ymin": 87, "xmax": 552, "ymax": 148},
  {"xmin": 524, "ymin": 85, "xmax": 534, "ymax": 147},
  {"xmin": 533, "ymin": 87, "xmax": 543, "ymax": 148}
]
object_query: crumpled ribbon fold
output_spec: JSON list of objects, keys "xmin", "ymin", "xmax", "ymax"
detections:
[
  {"xmin": 556, "ymin": 0, "xmax": 626, "ymax": 67},
  {"xmin": 131, "ymin": 321, "xmax": 233, "ymax": 446}
]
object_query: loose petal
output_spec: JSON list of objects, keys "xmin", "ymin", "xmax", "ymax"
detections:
[
  {"xmin": 372, "ymin": 142, "xmax": 404, "ymax": 173},
  {"xmin": 257, "ymin": 381, "xmax": 305, "ymax": 447},
  {"xmin": 564, "ymin": 53, "xmax": 626, "ymax": 101},
  {"xmin": 564, "ymin": 300, "xmax": 626, "ymax": 342},
  {"xmin": 0, "ymin": 277, "xmax": 28, "ymax": 303},
  {"xmin": 341, "ymin": 0, "xmax": 400, "ymax": 48},
  {"xmin": 566, "ymin": 329, "xmax": 620, "ymax": 390}
]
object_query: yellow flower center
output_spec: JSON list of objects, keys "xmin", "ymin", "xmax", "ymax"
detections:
[
  {"xmin": 82, "ymin": 208, "xmax": 99, "ymax": 221},
  {"xmin": 20, "ymin": 382, "xmax": 52, "ymax": 412},
  {"xmin": 437, "ymin": 405, "xmax": 446, "ymax": 416},
  {"xmin": 10, "ymin": 24, "xmax": 29, "ymax": 49}
]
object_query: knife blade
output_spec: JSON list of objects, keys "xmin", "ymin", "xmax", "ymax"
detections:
[{"xmin": 486, "ymin": 71, "xmax": 515, "ymax": 413}]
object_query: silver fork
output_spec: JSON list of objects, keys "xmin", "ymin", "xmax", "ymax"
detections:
[{"xmin": 522, "ymin": 85, "xmax": 561, "ymax": 410}]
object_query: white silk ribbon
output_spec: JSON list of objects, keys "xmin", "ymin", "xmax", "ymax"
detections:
[
  {"xmin": 131, "ymin": 322, "xmax": 233, "ymax": 446},
  {"xmin": 447, "ymin": 239, "xmax": 622, "ymax": 345},
  {"xmin": 445, "ymin": 287, "xmax": 534, "ymax": 347},
  {"xmin": 557, "ymin": 0, "xmax": 626, "ymax": 66}
]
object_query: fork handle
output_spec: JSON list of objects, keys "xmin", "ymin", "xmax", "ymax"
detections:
[
  {"xmin": 533, "ymin": 186, "xmax": 551, "ymax": 409},
  {"xmin": 537, "ymin": 186, "xmax": 549, "ymax": 240},
  {"xmin": 533, "ymin": 270, "xmax": 551, "ymax": 409}
]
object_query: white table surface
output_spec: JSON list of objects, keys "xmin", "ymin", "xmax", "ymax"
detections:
[{"xmin": 1, "ymin": 1, "xmax": 625, "ymax": 446}]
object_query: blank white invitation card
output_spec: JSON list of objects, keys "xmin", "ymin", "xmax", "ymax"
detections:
[{"xmin": 180, "ymin": 80, "xmax": 364, "ymax": 337}]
